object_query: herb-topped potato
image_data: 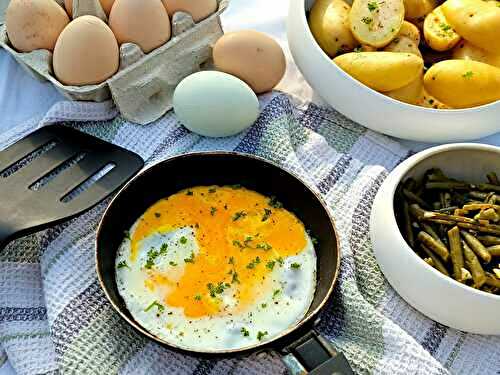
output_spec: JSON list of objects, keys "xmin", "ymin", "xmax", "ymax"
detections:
[
  {"xmin": 452, "ymin": 41, "xmax": 500, "ymax": 69},
  {"xmin": 349, "ymin": 0, "xmax": 405, "ymax": 48},
  {"xmin": 423, "ymin": 6, "xmax": 461, "ymax": 52}
]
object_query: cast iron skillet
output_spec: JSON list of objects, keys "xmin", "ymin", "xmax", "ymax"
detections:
[{"xmin": 96, "ymin": 152, "xmax": 353, "ymax": 374}]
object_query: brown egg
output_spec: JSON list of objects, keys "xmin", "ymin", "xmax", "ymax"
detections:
[
  {"xmin": 213, "ymin": 31, "xmax": 286, "ymax": 94},
  {"xmin": 65, "ymin": 0, "xmax": 115, "ymax": 17},
  {"xmin": 53, "ymin": 16, "xmax": 119, "ymax": 86},
  {"xmin": 161, "ymin": 0, "xmax": 217, "ymax": 22},
  {"xmin": 109, "ymin": 0, "xmax": 171, "ymax": 53},
  {"xmin": 5, "ymin": 0, "xmax": 69, "ymax": 52}
]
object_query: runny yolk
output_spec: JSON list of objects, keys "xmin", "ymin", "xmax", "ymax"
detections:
[{"xmin": 130, "ymin": 186, "xmax": 307, "ymax": 318}]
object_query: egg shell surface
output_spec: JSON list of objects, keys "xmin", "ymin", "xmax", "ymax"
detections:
[
  {"xmin": 109, "ymin": 0, "xmax": 171, "ymax": 53},
  {"xmin": 162, "ymin": 0, "xmax": 217, "ymax": 22},
  {"xmin": 213, "ymin": 30, "xmax": 287, "ymax": 94},
  {"xmin": 6, "ymin": 0, "xmax": 70, "ymax": 52},
  {"xmin": 173, "ymin": 71, "xmax": 260, "ymax": 138},
  {"xmin": 53, "ymin": 15, "xmax": 119, "ymax": 86}
]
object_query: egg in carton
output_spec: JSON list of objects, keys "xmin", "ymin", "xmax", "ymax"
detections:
[{"xmin": 0, "ymin": 0, "xmax": 228, "ymax": 124}]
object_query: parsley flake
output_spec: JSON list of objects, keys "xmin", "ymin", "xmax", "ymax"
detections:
[
  {"xmin": 233, "ymin": 240, "xmax": 244, "ymax": 248},
  {"xmin": 246, "ymin": 257, "xmax": 261, "ymax": 269},
  {"xmin": 232, "ymin": 272, "xmax": 240, "ymax": 284},
  {"xmin": 228, "ymin": 256, "xmax": 235, "ymax": 265},
  {"xmin": 361, "ymin": 16, "xmax": 373, "ymax": 25},
  {"xmin": 276, "ymin": 257, "xmax": 284, "ymax": 266},
  {"xmin": 159, "ymin": 243, "xmax": 168, "ymax": 256},
  {"xmin": 266, "ymin": 260, "xmax": 276, "ymax": 270},
  {"xmin": 208, "ymin": 187, "xmax": 217, "ymax": 193},
  {"xmin": 256, "ymin": 243, "xmax": 272, "ymax": 251},
  {"xmin": 262, "ymin": 208, "xmax": 272, "ymax": 222},
  {"xmin": 440, "ymin": 23, "xmax": 452, "ymax": 32},
  {"xmin": 145, "ymin": 248, "xmax": 160, "ymax": 269},
  {"xmin": 462, "ymin": 71, "xmax": 474, "ymax": 79},
  {"xmin": 241, "ymin": 327, "xmax": 250, "ymax": 337},
  {"xmin": 261, "ymin": 303, "xmax": 267, "ymax": 308},
  {"xmin": 180, "ymin": 236, "xmax": 188, "ymax": 244},
  {"xmin": 232, "ymin": 211, "xmax": 247, "ymax": 221},
  {"xmin": 117, "ymin": 260, "xmax": 130, "ymax": 270},
  {"xmin": 273, "ymin": 289, "xmax": 281, "ymax": 298},
  {"xmin": 124, "ymin": 231, "xmax": 132, "ymax": 241},
  {"xmin": 194, "ymin": 294, "xmax": 202, "ymax": 301},
  {"xmin": 367, "ymin": 1, "xmax": 378, "ymax": 11},
  {"xmin": 207, "ymin": 282, "xmax": 227, "ymax": 297},
  {"xmin": 210, "ymin": 207, "xmax": 217, "ymax": 216},
  {"xmin": 170, "ymin": 261, "xmax": 178, "ymax": 267},
  {"xmin": 257, "ymin": 331, "xmax": 268, "ymax": 341},
  {"xmin": 268, "ymin": 196, "xmax": 283, "ymax": 209},
  {"xmin": 145, "ymin": 301, "xmax": 165, "ymax": 314},
  {"xmin": 184, "ymin": 252, "xmax": 195, "ymax": 263},
  {"xmin": 291, "ymin": 263, "xmax": 301, "ymax": 269}
]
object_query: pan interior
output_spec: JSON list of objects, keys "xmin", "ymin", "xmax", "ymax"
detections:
[{"xmin": 96, "ymin": 152, "xmax": 339, "ymax": 353}]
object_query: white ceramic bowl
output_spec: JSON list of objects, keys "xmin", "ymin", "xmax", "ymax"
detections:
[
  {"xmin": 287, "ymin": 0, "xmax": 500, "ymax": 142},
  {"xmin": 370, "ymin": 143, "xmax": 500, "ymax": 334}
]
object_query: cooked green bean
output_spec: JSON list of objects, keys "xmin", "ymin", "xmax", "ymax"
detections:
[
  {"xmin": 461, "ymin": 231, "xmax": 492, "ymax": 263},
  {"xmin": 486, "ymin": 245, "xmax": 500, "ymax": 257},
  {"xmin": 422, "ymin": 223, "xmax": 443, "ymax": 243},
  {"xmin": 456, "ymin": 222, "xmax": 500, "ymax": 236},
  {"xmin": 403, "ymin": 178, "xmax": 417, "ymax": 192},
  {"xmin": 477, "ymin": 183, "xmax": 500, "ymax": 193},
  {"xmin": 418, "ymin": 231, "xmax": 449, "ymax": 261},
  {"xmin": 425, "ymin": 168, "xmax": 450, "ymax": 182},
  {"xmin": 462, "ymin": 241, "xmax": 487, "ymax": 288},
  {"xmin": 474, "ymin": 208, "xmax": 499, "ymax": 222},
  {"xmin": 421, "ymin": 245, "xmax": 450, "ymax": 276},
  {"xmin": 403, "ymin": 201, "xmax": 414, "ymax": 247},
  {"xmin": 484, "ymin": 273, "xmax": 500, "ymax": 288},
  {"xmin": 477, "ymin": 235, "xmax": 500, "ymax": 246},
  {"xmin": 487, "ymin": 172, "xmax": 500, "ymax": 186},
  {"xmin": 425, "ymin": 182, "xmax": 471, "ymax": 190},
  {"xmin": 403, "ymin": 189, "xmax": 430, "ymax": 209},
  {"xmin": 440, "ymin": 192, "xmax": 452, "ymax": 208},
  {"xmin": 448, "ymin": 227, "xmax": 464, "ymax": 282},
  {"xmin": 463, "ymin": 203, "xmax": 500, "ymax": 211},
  {"xmin": 422, "ymin": 211, "xmax": 477, "ymax": 225}
]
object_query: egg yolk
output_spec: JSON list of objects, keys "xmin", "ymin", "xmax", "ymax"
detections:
[{"xmin": 130, "ymin": 186, "xmax": 307, "ymax": 318}]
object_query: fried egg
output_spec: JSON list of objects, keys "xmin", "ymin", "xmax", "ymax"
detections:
[{"xmin": 116, "ymin": 186, "xmax": 317, "ymax": 351}]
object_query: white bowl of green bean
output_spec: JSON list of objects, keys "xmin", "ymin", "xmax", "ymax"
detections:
[{"xmin": 370, "ymin": 143, "xmax": 500, "ymax": 335}]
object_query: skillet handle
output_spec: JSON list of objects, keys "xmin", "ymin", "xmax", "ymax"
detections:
[{"xmin": 280, "ymin": 330, "xmax": 354, "ymax": 375}]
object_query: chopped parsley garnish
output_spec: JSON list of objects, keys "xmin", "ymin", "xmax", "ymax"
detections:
[
  {"xmin": 229, "ymin": 184, "xmax": 242, "ymax": 190},
  {"xmin": 144, "ymin": 301, "xmax": 165, "ymax": 314},
  {"xmin": 273, "ymin": 289, "xmax": 281, "ymax": 298},
  {"xmin": 262, "ymin": 208, "xmax": 272, "ymax": 222},
  {"xmin": 277, "ymin": 257, "xmax": 285, "ymax": 266},
  {"xmin": 208, "ymin": 187, "xmax": 217, "ymax": 193},
  {"xmin": 241, "ymin": 327, "xmax": 250, "ymax": 337},
  {"xmin": 291, "ymin": 263, "xmax": 301, "ymax": 269},
  {"xmin": 124, "ymin": 231, "xmax": 131, "ymax": 241},
  {"xmin": 184, "ymin": 252, "xmax": 195, "ymax": 263},
  {"xmin": 117, "ymin": 261, "xmax": 130, "ymax": 270},
  {"xmin": 261, "ymin": 303, "xmax": 267, "ymax": 308},
  {"xmin": 186, "ymin": 190, "xmax": 194, "ymax": 196},
  {"xmin": 159, "ymin": 243, "xmax": 168, "ymax": 256},
  {"xmin": 154, "ymin": 212, "xmax": 161, "ymax": 218},
  {"xmin": 266, "ymin": 260, "xmax": 276, "ymax": 270},
  {"xmin": 233, "ymin": 240, "xmax": 243, "ymax": 248},
  {"xmin": 367, "ymin": 1, "xmax": 378, "ymax": 11},
  {"xmin": 244, "ymin": 236, "xmax": 253, "ymax": 245},
  {"xmin": 145, "ymin": 248, "xmax": 160, "ymax": 269},
  {"xmin": 307, "ymin": 230, "xmax": 319, "ymax": 246},
  {"xmin": 228, "ymin": 256, "xmax": 235, "ymax": 265},
  {"xmin": 361, "ymin": 16, "xmax": 373, "ymax": 25},
  {"xmin": 257, "ymin": 331, "xmax": 268, "ymax": 341},
  {"xmin": 169, "ymin": 261, "xmax": 178, "ymax": 266},
  {"xmin": 440, "ymin": 23, "xmax": 452, "ymax": 32},
  {"xmin": 462, "ymin": 71, "xmax": 474, "ymax": 79},
  {"xmin": 210, "ymin": 207, "xmax": 217, "ymax": 216},
  {"xmin": 207, "ymin": 282, "xmax": 227, "ymax": 297},
  {"xmin": 194, "ymin": 294, "xmax": 202, "ymax": 301},
  {"xmin": 232, "ymin": 272, "xmax": 240, "ymax": 284},
  {"xmin": 246, "ymin": 257, "xmax": 261, "ymax": 269},
  {"xmin": 268, "ymin": 196, "xmax": 283, "ymax": 209},
  {"xmin": 256, "ymin": 243, "xmax": 272, "ymax": 251},
  {"xmin": 232, "ymin": 211, "xmax": 247, "ymax": 221},
  {"xmin": 179, "ymin": 236, "xmax": 188, "ymax": 244}
]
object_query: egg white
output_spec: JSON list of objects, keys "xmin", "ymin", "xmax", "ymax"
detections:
[{"xmin": 116, "ymin": 222, "xmax": 317, "ymax": 351}]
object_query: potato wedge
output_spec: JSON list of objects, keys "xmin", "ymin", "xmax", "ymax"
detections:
[
  {"xmin": 334, "ymin": 51, "xmax": 424, "ymax": 91},
  {"xmin": 404, "ymin": 0, "xmax": 438, "ymax": 20},
  {"xmin": 398, "ymin": 21, "xmax": 421, "ymax": 45},
  {"xmin": 349, "ymin": 0, "xmax": 405, "ymax": 48},
  {"xmin": 442, "ymin": 0, "xmax": 500, "ymax": 54},
  {"xmin": 386, "ymin": 73, "xmax": 424, "ymax": 104},
  {"xmin": 453, "ymin": 40, "xmax": 500, "ymax": 68},
  {"xmin": 384, "ymin": 21, "xmax": 422, "ymax": 57},
  {"xmin": 424, "ymin": 60, "xmax": 500, "ymax": 108},
  {"xmin": 423, "ymin": 6, "xmax": 461, "ymax": 52},
  {"xmin": 309, "ymin": 0, "xmax": 357, "ymax": 57},
  {"xmin": 419, "ymin": 89, "xmax": 453, "ymax": 109}
]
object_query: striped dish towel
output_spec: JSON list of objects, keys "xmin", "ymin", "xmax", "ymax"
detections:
[{"xmin": 0, "ymin": 93, "xmax": 499, "ymax": 375}]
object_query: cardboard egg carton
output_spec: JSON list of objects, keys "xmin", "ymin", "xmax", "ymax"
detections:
[{"xmin": 0, "ymin": 0, "xmax": 228, "ymax": 124}]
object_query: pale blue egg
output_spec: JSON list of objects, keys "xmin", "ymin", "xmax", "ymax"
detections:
[{"xmin": 173, "ymin": 71, "xmax": 260, "ymax": 137}]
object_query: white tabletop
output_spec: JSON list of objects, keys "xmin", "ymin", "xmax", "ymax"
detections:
[{"xmin": 0, "ymin": 0, "xmax": 499, "ymax": 372}]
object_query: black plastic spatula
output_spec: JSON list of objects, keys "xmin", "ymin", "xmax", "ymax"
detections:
[{"xmin": 0, "ymin": 126, "xmax": 144, "ymax": 248}]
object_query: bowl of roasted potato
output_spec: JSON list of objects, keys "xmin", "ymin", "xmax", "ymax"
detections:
[
  {"xmin": 370, "ymin": 143, "xmax": 500, "ymax": 334},
  {"xmin": 287, "ymin": 0, "xmax": 500, "ymax": 142}
]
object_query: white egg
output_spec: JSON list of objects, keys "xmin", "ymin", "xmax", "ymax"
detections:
[{"xmin": 173, "ymin": 71, "xmax": 260, "ymax": 138}]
